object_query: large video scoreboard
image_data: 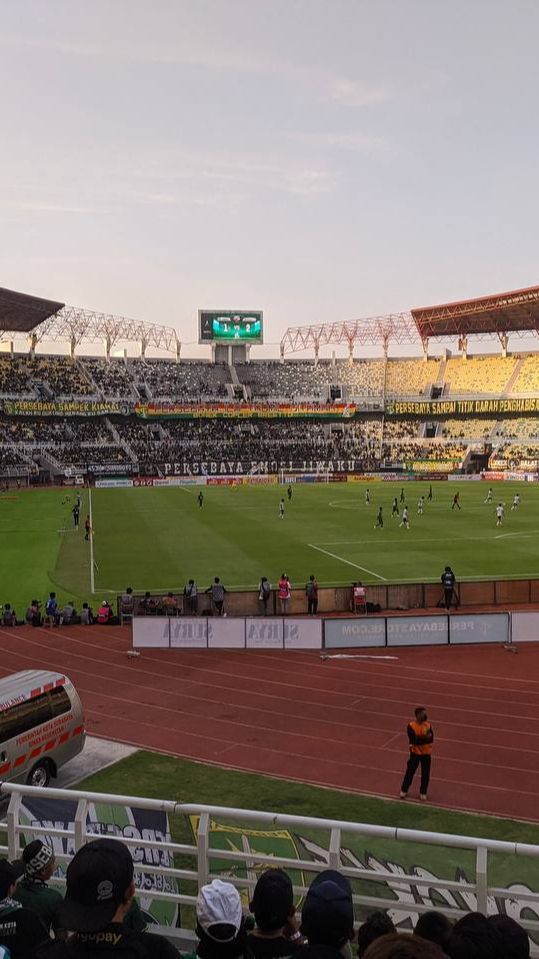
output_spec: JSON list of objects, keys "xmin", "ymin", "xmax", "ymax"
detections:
[{"xmin": 199, "ymin": 310, "xmax": 263, "ymax": 344}]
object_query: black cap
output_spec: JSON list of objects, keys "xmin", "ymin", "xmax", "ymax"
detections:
[
  {"xmin": 62, "ymin": 838, "xmax": 134, "ymax": 932},
  {"xmin": 250, "ymin": 869, "xmax": 293, "ymax": 932},
  {"xmin": 301, "ymin": 869, "xmax": 354, "ymax": 946},
  {"xmin": 22, "ymin": 839, "xmax": 54, "ymax": 877},
  {"xmin": 0, "ymin": 859, "xmax": 24, "ymax": 897}
]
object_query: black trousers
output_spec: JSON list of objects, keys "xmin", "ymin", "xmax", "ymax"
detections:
[
  {"xmin": 307, "ymin": 598, "xmax": 318, "ymax": 615},
  {"xmin": 401, "ymin": 754, "xmax": 431, "ymax": 795},
  {"xmin": 444, "ymin": 587, "xmax": 453, "ymax": 610}
]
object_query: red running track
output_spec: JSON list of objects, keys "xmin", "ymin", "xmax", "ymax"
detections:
[{"xmin": 1, "ymin": 625, "xmax": 538, "ymax": 822}]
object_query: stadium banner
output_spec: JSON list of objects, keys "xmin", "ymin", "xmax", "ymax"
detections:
[
  {"xmin": 18, "ymin": 796, "xmax": 178, "ymax": 927},
  {"xmin": 208, "ymin": 617, "xmax": 245, "ymax": 648},
  {"xmin": 135, "ymin": 402, "xmax": 357, "ymax": 420},
  {"xmin": 324, "ymin": 618, "xmax": 386, "ymax": 648},
  {"xmin": 161, "ymin": 459, "xmax": 369, "ymax": 476},
  {"xmin": 406, "ymin": 461, "xmax": 460, "ymax": 473},
  {"xmin": 447, "ymin": 474, "xmax": 481, "ymax": 481},
  {"xmin": 449, "ymin": 612, "xmax": 510, "ymax": 645},
  {"xmin": 2, "ymin": 399, "xmax": 131, "ymax": 416},
  {"xmin": 95, "ymin": 478, "xmax": 134, "ymax": 488},
  {"xmin": 385, "ymin": 398, "xmax": 539, "ymax": 416},
  {"xmin": 284, "ymin": 618, "xmax": 323, "ymax": 649},
  {"xmin": 387, "ymin": 616, "xmax": 448, "ymax": 647},
  {"xmin": 133, "ymin": 617, "xmax": 170, "ymax": 648},
  {"xmin": 510, "ymin": 612, "xmax": 539, "ymax": 643},
  {"xmin": 170, "ymin": 617, "xmax": 208, "ymax": 648},
  {"xmin": 246, "ymin": 618, "xmax": 284, "ymax": 648}
]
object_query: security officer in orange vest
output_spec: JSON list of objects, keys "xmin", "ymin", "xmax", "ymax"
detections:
[{"xmin": 399, "ymin": 706, "xmax": 433, "ymax": 801}]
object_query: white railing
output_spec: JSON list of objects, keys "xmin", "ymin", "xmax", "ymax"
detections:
[{"xmin": 2, "ymin": 782, "xmax": 539, "ymax": 942}]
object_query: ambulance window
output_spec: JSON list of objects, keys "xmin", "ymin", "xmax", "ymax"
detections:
[
  {"xmin": 49, "ymin": 686, "xmax": 71, "ymax": 718},
  {"xmin": 0, "ymin": 693, "xmax": 52, "ymax": 741}
]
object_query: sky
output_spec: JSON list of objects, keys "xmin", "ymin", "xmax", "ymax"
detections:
[{"xmin": 1, "ymin": 0, "xmax": 539, "ymax": 358}]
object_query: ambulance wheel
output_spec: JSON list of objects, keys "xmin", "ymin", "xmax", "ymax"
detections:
[{"xmin": 27, "ymin": 761, "xmax": 51, "ymax": 788}]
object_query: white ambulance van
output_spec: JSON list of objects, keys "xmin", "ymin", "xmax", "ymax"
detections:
[{"xmin": 0, "ymin": 670, "xmax": 85, "ymax": 787}]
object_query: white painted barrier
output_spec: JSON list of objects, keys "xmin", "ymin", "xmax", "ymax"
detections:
[
  {"xmin": 512, "ymin": 611, "xmax": 539, "ymax": 643},
  {"xmin": 133, "ymin": 611, "xmax": 514, "ymax": 650}
]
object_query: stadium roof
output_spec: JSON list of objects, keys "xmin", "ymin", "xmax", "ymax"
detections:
[
  {"xmin": 0, "ymin": 287, "xmax": 65, "ymax": 332},
  {"xmin": 412, "ymin": 284, "xmax": 539, "ymax": 339}
]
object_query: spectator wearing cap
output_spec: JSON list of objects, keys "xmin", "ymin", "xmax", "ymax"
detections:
[
  {"xmin": 247, "ymin": 869, "xmax": 304, "ymax": 959},
  {"xmin": 0, "ymin": 858, "xmax": 49, "ymax": 959},
  {"xmin": 35, "ymin": 837, "xmax": 179, "ymax": 958},
  {"xmin": 184, "ymin": 878, "xmax": 246, "ymax": 959},
  {"xmin": 300, "ymin": 870, "xmax": 354, "ymax": 959},
  {"xmin": 357, "ymin": 913, "xmax": 395, "ymax": 957},
  {"xmin": 14, "ymin": 841, "xmax": 65, "ymax": 938}
]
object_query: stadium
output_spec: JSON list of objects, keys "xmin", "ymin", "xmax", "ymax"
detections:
[{"xmin": 3, "ymin": 281, "xmax": 539, "ymax": 953}]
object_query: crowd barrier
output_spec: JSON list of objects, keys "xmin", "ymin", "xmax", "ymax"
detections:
[{"xmin": 132, "ymin": 609, "xmax": 539, "ymax": 649}]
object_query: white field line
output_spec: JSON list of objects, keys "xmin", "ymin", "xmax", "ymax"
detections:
[
  {"xmin": 307, "ymin": 543, "xmax": 387, "ymax": 581},
  {"xmin": 89, "ymin": 487, "xmax": 95, "ymax": 595}
]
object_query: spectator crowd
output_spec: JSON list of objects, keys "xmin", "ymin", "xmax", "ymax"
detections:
[{"xmin": 0, "ymin": 840, "xmax": 532, "ymax": 959}]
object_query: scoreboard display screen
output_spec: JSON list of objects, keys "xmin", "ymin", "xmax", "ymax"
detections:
[{"xmin": 199, "ymin": 310, "xmax": 263, "ymax": 344}]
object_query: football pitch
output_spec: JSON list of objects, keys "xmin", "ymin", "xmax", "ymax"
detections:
[{"xmin": 0, "ymin": 479, "xmax": 537, "ymax": 613}]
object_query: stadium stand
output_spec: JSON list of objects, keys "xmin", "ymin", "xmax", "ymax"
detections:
[
  {"xmin": 132, "ymin": 359, "xmax": 229, "ymax": 400},
  {"xmin": 440, "ymin": 419, "xmax": 496, "ymax": 440},
  {"xmin": 444, "ymin": 356, "xmax": 516, "ymax": 394},
  {"xmin": 83, "ymin": 358, "xmax": 137, "ymax": 398},
  {"xmin": 510, "ymin": 353, "xmax": 539, "ymax": 393},
  {"xmin": 385, "ymin": 358, "xmax": 440, "ymax": 396}
]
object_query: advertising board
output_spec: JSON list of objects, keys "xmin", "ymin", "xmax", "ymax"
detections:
[
  {"xmin": 386, "ymin": 616, "xmax": 448, "ymax": 646},
  {"xmin": 449, "ymin": 613, "xmax": 509, "ymax": 645},
  {"xmin": 324, "ymin": 618, "xmax": 385, "ymax": 648}
]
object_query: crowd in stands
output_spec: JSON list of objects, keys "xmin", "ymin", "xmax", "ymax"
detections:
[
  {"xmin": 439, "ymin": 419, "xmax": 495, "ymax": 440},
  {"xmin": 0, "ymin": 841, "xmax": 532, "ymax": 959},
  {"xmin": 83, "ymin": 358, "xmax": 136, "ymax": 398},
  {"xmin": 4, "ymin": 412, "xmax": 536, "ymax": 475},
  {"xmin": 381, "ymin": 441, "xmax": 467, "ymax": 464},
  {"xmin": 490, "ymin": 443, "xmax": 539, "ymax": 469},
  {"xmin": 444, "ymin": 356, "xmax": 516, "ymax": 394},
  {"xmin": 133, "ymin": 360, "xmax": 229, "ymax": 400},
  {"xmin": 1, "ymin": 351, "xmax": 539, "ymax": 402}
]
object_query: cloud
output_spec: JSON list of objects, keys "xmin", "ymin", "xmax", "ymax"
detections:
[{"xmin": 291, "ymin": 131, "xmax": 385, "ymax": 153}]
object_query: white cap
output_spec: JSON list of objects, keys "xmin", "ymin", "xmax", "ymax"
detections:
[{"xmin": 196, "ymin": 879, "xmax": 242, "ymax": 941}]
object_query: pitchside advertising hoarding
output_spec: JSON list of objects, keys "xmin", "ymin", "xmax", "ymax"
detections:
[{"xmin": 134, "ymin": 617, "xmax": 322, "ymax": 649}]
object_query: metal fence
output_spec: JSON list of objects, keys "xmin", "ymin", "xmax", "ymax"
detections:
[{"xmin": 2, "ymin": 782, "xmax": 539, "ymax": 945}]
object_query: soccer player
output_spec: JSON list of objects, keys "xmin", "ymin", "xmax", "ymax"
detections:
[
  {"xmin": 72, "ymin": 504, "xmax": 79, "ymax": 528},
  {"xmin": 399, "ymin": 506, "xmax": 410, "ymax": 529},
  {"xmin": 400, "ymin": 487, "xmax": 405, "ymax": 503},
  {"xmin": 427, "ymin": 484, "xmax": 433, "ymax": 502},
  {"xmin": 76, "ymin": 493, "xmax": 82, "ymax": 509},
  {"xmin": 374, "ymin": 505, "xmax": 383, "ymax": 529},
  {"xmin": 451, "ymin": 491, "xmax": 461, "ymax": 510},
  {"xmin": 496, "ymin": 502, "xmax": 505, "ymax": 527},
  {"xmin": 197, "ymin": 491, "xmax": 204, "ymax": 508},
  {"xmin": 484, "ymin": 487, "xmax": 493, "ymax": 504},
  {"xmin": 84, "ymin": 515, "xmax": 91, "ymax": 540},
  {"xmin": 287, "ymin": 484, "xmax": 293, "ymax": 501},
  {"xmin": 279, "ymin": 498, "xmax": 285, "ymax": 519},
  {"xmin": 511, "ymin": 493, "xmax": 521, "ymax": 510},
  {"xmin": 365, "ymin": 488, "xmax": 370, "ymax": 505},
  {"xmin": 417, "ymin": 496, "xmax": 424, "ymax": 515},
  {"xmin": 400, "ymin": 706, "xmax": 434, "ymax": 801},
  {"xmin": 391, "ymin": 497, "xmax": 399, "ymax": 518}
]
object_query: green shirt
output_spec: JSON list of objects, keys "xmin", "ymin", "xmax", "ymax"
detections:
[{"xmin": 14, "ymin": 877, "xmax": 65, "ymax": 934}]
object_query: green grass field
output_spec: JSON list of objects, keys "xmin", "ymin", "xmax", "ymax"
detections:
[{"xmin": 0, "ymin": 479, "xmax": 537, "ymax": 612}]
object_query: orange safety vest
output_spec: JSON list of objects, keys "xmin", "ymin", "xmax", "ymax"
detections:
[{"xmin": 409, "ymin": 720, "xmax": 433, "ymax": 755}]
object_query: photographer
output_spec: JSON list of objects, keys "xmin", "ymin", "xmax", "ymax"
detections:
[{"xmin": 441, "ymin": 566, "xmax": 457, "ymax": 610}]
